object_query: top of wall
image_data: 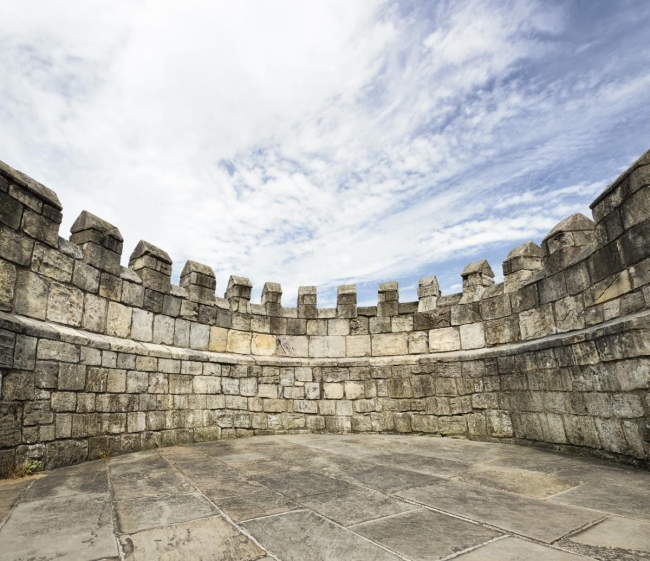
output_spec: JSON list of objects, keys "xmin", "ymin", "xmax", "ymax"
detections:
[{"xmin": 1, "ymin": 149, "xmax": 649, "ymax": 358}]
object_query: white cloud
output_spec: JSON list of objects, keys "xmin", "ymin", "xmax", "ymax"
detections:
[{"xmin": 1, "ymin": 0, "xmax": 649, "ymax": 306}]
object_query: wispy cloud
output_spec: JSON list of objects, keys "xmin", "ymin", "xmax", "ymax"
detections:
[{"xmin": 1, "ymin": 0, "xmax": 649, "ymax": 306}]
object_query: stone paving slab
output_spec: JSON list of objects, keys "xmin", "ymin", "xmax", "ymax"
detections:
[
  {"xmin": 549, "ymin": 481, "xmax": 650, "ymax": 520},
  {"xmin": 214, "ymin": 488, "xmax": 299, "ymax": 522},
  {"xmin": 0, "ymin": 479, "xmax": 31, "ymax": 524},
  {"xmin": 371, "ymin": 452, "xmax": 471, "ymax": 478},
  {"xmin": 1, "ymin": 434, "xmax": 647, "ymax": 560},
  {"xmin": 253, "ymin": 469, "xmax": 354, "ymax": 499},
  {"xmin": 119, "ymin": 516, "xmax": 266, "ymax": 560},
  {"xmin": 335, "ymin": 464, "xmax": 445, "ymax": 494},
  {"xmin": 24, "ymin": 461, "xmax": 108, "ymax": 501},
  {"xmin": 0, "ymin": 492, "xmax": 118, "ymax": 560},
  {"xmin": 558, "ymin": 516, "xmax": 650, "ymax": 560},
  {"xmin": 243, "ymin": 510, "xmax": 403, "ymax": 561},
  {"xmin": 453, "ymin": 465, "xmax": 579, "ymax": 498},
  {"xmin": 454, "ymin": 537, "xmax": 590, "ymax": 560},
  {"xmin": 351, "ymin": 507, "xmax": 501, "ymax": 561},
  {"xmin": 110, "ymin": 467, "xmax": 194, "ymax": 500},
  {"xmin": 115, "ymin": 491, "xmax": 219, "ymax": 533},
  {"xmin": 300, "ymin": 486, "xmax": 418, "ymax": 527},
  {"xmin": 398, "ymin": 481, "xmax": 604, "ymax": 543}
]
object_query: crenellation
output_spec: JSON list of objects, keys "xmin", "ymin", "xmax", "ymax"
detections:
[
  {"xmin": 225, "ymin": 275, "xmax": 252, "ymax": 312},
  {"xmin": 541, "ymin": 213, "xmax": 594, "ymax": 276},
  {"xmin": 128, "ymin": 240, "xmax": 172, "ymax": 294},
  {"xmin": 377, "ymin": 281, "xmax": 399, "ymax": 317},
  {"xmin": 417, "ymin": 275, "xmax": 440, "ymax": 312},
  {"xmin": 297, "ymin": 285, "xmax": 317, "ymax": 318},
  {"xmin": 336, "ymin": 284, "xmax": 357, "ymax": 318},
  {"xmin": 261, "ymin": 282, "xmax": 282, "ymax": 316},
  {"xmin": 1, "ymin": 152, "xmax": 650, "ymax": 473},
  {"xmin": 180, "ymin": 260, "xmax": 216, "ymax": 306},
  {"xmin": 70, "ymin": 211, "xmax": 122, "ymax": 276}
]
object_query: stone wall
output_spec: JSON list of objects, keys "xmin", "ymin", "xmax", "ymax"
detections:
[{"xmin": 1, "ymin": 151, "xmax": 649, "ymax": 473}]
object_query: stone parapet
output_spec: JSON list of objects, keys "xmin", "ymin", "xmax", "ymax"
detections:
[{"xmin": 1, "ymin": 149, "xmax": 650, "ymax": 472}]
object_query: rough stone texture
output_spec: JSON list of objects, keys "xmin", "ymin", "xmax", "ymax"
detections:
[
  {"xmin": 2, "ymin": 435, "xmax": 649, "ymax": 560},
  {"xmin": 0, "ymin": 153, "xmax": 650, "ymax": 476}
]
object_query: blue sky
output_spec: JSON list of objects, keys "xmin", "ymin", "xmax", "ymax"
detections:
[{"xmin": 1, "ymin": 1, "xmax": 649, "ymax": 307}]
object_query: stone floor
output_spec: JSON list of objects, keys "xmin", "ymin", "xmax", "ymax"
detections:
[{"xmin": 1, "ymin": 435, "xmax": 650, "ymax": 560}]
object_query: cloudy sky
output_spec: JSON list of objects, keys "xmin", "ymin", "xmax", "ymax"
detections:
[{"xmin": 1, "ymin": 1, "xmax": 649, "ymax": 307}]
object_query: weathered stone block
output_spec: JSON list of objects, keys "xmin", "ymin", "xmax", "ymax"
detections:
[
  {"xmin": 519, "ymin": 304, "xmax": 556, "ymax": 340},
  {"xmin": 13, "ymin": 270, "xmax": 48, "ymax": 319},
  {"xmin": 131, "ymin": 308, "xmax": 154, "ymax": 342},
  {"xmin": 429, "ymin": 327, "xmax": 460, "ymax": 352},
  {"xmin": 459, "ymin": 323, "xmax": 485, "ymax": 350},
  {"xmin": 369, "ymin": 333, "xmax": 407, "ymax": 356},
  {"xmin": 189, "ymin": 322, "xmax": 210, "ymax": 350},
  {"xmin": 227, "ymin": 330, "xmax": 251, "ymax": 354},
  {"xmin": 554, "ymin": 295, "xmax": 584, "ymax": 333},
  {"xmin": 309, "ymin": 335, "xmax": 346, "ymax": 358},
  {"xmin": 106, "ymin": 301, "xmax": 132, "ymax": 338},
  {"xmin": 38, "ymin": 340, "xmax": 79, "ymax": 363}
]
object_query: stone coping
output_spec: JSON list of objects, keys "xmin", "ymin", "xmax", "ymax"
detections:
[{"xmin": 2, "ymin": 307, "xmax": 649, "ymax": 367}]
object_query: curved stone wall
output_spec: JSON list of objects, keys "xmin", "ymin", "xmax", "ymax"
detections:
[{"xmin": 0, "ymin": 151, "xmax": 649, "ymax": 473}]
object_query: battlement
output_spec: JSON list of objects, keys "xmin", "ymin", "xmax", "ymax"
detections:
[
  {"xmin": 1, "ymin": 152, "xmax": 650, "ymax": 357},
  {"xmin": 1, "ymin": 151, "xmax": 649, "ymax": 471}
]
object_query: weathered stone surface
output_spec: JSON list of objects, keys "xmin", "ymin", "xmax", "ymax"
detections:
[
  {"xmin": 309, "ymin": 335, "xmax": 346, "ymax": 358},
  {"xmin": 227, "ymin": 330, "xmax": 251, "ymax": 354},
  {"xmin": 106, "ymin": 300, "xmax": 132, "ymax": 338},
  {"xmin": 459, "ymin": 322, "xmax": 485, "ymax": 349},
  {"xmin": 131, "ymin": 308, "xmax": 153, "ymax": 342},
  {"xmin": 0, "ymin": 493, "xmax": 117, "ymax": 561},
  {"xmin": 399, "ymin": 481, "xmax": 601, "ymax": 543},
  {"xmin": 46, "ymin": 282, "xmax": 83, "ymax": 326},
  {"xmin": 429, "ymin": 327, "xmax": 461, "ymax": 352}
]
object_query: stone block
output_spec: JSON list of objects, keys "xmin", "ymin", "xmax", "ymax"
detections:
[
  {"xmin": 0, "ymin": 259, "xmax": 16, "ymax": 306},
  {"xmin": 38, "ymin": 340, "xmax": 79, "ymax": 363},
  {"xmin": 107, "ymin": 369, "xmax": 127, "ymax": 393},
  {"xmin": 58, "ymin": 363, "xmax": 86, "ymax": 391},
  {"xmin": 486, "ymin": 410, "xmax": 513, "ymax": 437},
  {"xmin": 251, "ymin": 333, "xmax": 276, "ymax": 356},
  {"xmin": 131, "ymin": 309, "xmax": 154, "ymax": 342},
  {"xmin": 104, "ymin": 301, "xmax": 131, "ymax": 338},
  {"xmin": 126, "ymin": 371, "xmax": 148, "ymax": 393},
  {"xmin": 346, "ymin": 335, "xmax": 371, "ymax": 357},
  {"xmin": 21, "ymin": 208, "xmax": 59, "ymax": 246},
  {"xmin": 309, "ymin": 336, "xmax": 346, "ymax": 358},
  {"xmin": 31, "ymin": 243, "xmax": 73, "ymax": 283},
  {"xmin": 480, "ymin": 294, "xmax": 511, "ymax": 320},
  {"xmin": 369, "ymin": 316, "xmax": 391, "ymax": 334},
  {"xmin": 45, "ymin": 282, "xmax": 83, "ymax": 326},
  {"xmin": 554, "ymin": 296, "xmax": 585, "ymax": 333},
  {"xmin": 227, "ymin": 330, "xmax": 252, "ymax": 354},
  {"xmin": 391, "ymin": 316, "xmax": 413, "ymax": 332},
  {"xmin": 98, "ymin": 272, "xmax": 122, "ymax": 301},
  {"xmin": 519, "ymin": 304, "xmax": 556, "ymax": 340},
  {"xmin": 459, "ymin": 323, "xmax": 485, "ymax": 350},
  {"xmin": 190, "ymin": 322, "xmax": 210, "ymax": 350},
  {"xmin": 174, "ymin": 318, "xmax": 190, "ymax": 347},
  {"xmin": 208, "ymin": 326, "xmax": 228, "ymax": 352},
  {"xmin": 563, "ymin": 415, "xmax": 601, "ymax": 448},
  {"xmin": 0, "ymin": 223, "xmax": 34, "ymax": 267},
  {"xmin": 328, "ymin": 318, "xmax": 349, "ymax": 336},
  {"xmin": 14, "ymin": 269, "xmax": 48, "ymax": 319},
  {"xmin": 80, "ymin": 293, "xmax": 106, "ymax": 333},
  {"xmin": 371, "ymin": 333, "xmax": 408, "ymax": 356},
  {"xmin": 13, "ymin": 335, "xmax": 37, "ymax": 370},
  {"xmin": 429, "ymin": 327, "xmax": 461, "ymax": 352}
]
